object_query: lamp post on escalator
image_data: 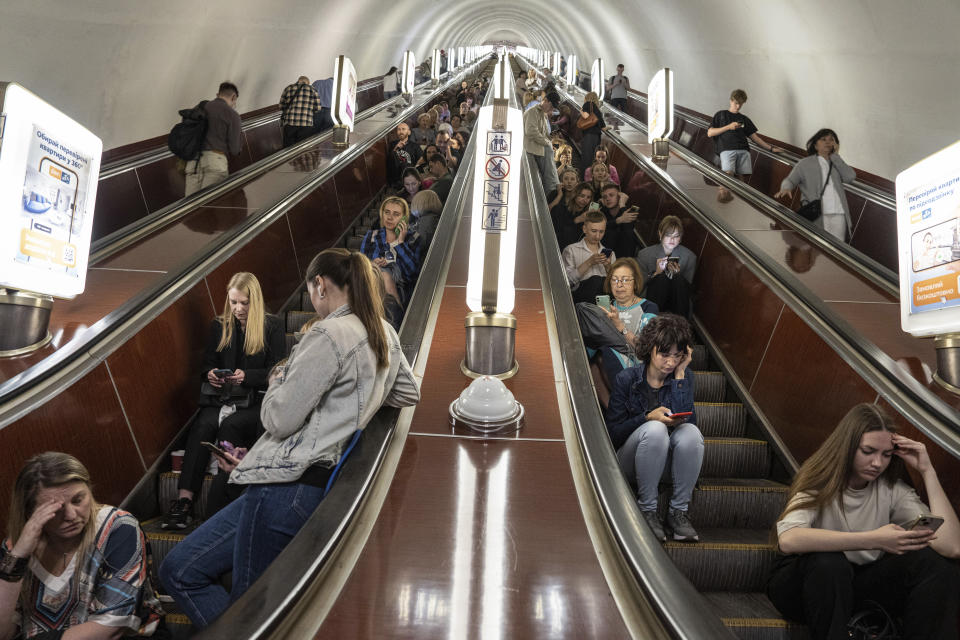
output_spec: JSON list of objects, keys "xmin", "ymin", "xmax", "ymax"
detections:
[{"xmin": 648, "ymin": 67, "xmax": 675, "ymax": 167}]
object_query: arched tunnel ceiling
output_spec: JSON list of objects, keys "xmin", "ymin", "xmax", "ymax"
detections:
[{"xmin": 1, "ymin": 0, "xmax": 958, "ymax": 178}]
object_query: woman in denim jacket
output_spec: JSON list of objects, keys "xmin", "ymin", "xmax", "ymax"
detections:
[
  {"xmin": 606, "ymin": 314, "xmax": 703, "ymax": 543},
  {"xmin": 161, "ymin": 249, "xmax": 420, "ymax": 628}
]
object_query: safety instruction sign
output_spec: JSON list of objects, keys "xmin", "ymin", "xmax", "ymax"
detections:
[
  {"xmin": 896, "ymin": 140, "xmax": 960, "ymax": 336},
  {"xmin": 0, "ymin": 82, "xmax": 101, "ymax": 298}
]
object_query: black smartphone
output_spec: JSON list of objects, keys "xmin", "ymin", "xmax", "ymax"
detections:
[
  {"xmin": 908, "ymin": 514, "xmax": 945, "ymax": 533},
  {"xmin": 666, "ymin": 256, "xmax": 680, "ymax": 264},
  {"xmin": 601, "ymin": 247, "xmax": 613, "ymax": 258},
  {"xmin": 212, "ymin": 368, "xmax": 233, "ymax": 378},
  {"xmin": 201, "ymin": 441, "xmax": 228, "ymax": 458}
]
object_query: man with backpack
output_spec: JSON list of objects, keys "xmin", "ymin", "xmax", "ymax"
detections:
[
  {"xmin": 182, "ymin": 82, "xmax": 241, "ymax": 197},
  {"xmin": 279, "ymin": 76, "xmax": 320, "ymax": 148}
]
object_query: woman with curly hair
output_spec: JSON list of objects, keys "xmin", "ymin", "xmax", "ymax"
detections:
[{"xmin": 605, "ymin": 314, "xmax": 701, "ymax": 544}]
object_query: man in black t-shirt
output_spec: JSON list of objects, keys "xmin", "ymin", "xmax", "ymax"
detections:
[
  {"xmin": 387, "ymin": 122, "xmax": 422, "ymax": 187},
  {"xmin": 706, "ymin": 89, "xmax": 781, "ymax": 202}
]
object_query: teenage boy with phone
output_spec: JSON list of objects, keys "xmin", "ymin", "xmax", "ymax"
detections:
[
  {"xmin": 707, "ymin": 89, "xmax": 781, "ymax": 202},
  {"xmin": 598, "ymin": 183, "xmax": 639, "ymax": 258},
  {"xmin": 562, "ymin": 210, "xmax": 615, "ymax": 304}
]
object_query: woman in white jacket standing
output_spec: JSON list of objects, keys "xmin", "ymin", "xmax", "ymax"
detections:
[
  {"xmin": 160, "ymin": 248, "xmax": 421, "ymax": 628},
  {"xmin": 775, "ymin": 128, "xmax": 857, "ymax": 242}
]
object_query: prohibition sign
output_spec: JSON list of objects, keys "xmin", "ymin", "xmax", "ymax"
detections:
[{"xmin": 485, "ymin": 155, "xmax": 510, "ymax": 179}]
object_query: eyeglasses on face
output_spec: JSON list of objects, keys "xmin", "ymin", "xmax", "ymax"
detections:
[{"xmin": 610, "ymin": 276, "xmax": 634, "ymax": 285}]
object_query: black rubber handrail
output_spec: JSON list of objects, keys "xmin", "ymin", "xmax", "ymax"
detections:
[
  {"xmin": 0, "ymin": 62, "xmax": 488, "ymax": 429},
  {"xmin": 515, "ymin": 62, "xmax": 738, "ymax": 639},
  {"xmin": 192, "ymin": 58, "xmax": 495, "ymax": 640}
]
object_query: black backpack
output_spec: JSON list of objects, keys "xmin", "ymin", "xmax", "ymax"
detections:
[{"xmin": 168, "ymin": 100, "xmax": 209, "ymax": 160}]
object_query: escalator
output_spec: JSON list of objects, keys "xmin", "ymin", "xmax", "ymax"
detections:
[{"xmin": 515, "ymin": 54, "xmax": 960, "ymax": 638}]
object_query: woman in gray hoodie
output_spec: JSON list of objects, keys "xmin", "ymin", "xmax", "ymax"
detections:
[{"xmin": 160, "ymin": 249, "xmax": 420, "ymax": 628}]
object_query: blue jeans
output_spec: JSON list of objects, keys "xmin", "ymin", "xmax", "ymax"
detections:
[
  {"xmin": 616, "ymin": 420, "xmax": 703, "ymax": 512},
  {"xmin": 159, "ymin": 482, "xmax": 325, "ymax": 627}
]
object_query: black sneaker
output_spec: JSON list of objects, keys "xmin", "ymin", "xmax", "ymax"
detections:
[
  {"xmin": 161, "ymin": 498, "xmax": 193, "ymax": 530},
  {"xmin": 641, "ymin": 510, "xmax": 666, "ymax": 543},
  {"xmin": 667, "ymin": 508, "xmax": 699, "ymax": 542}
]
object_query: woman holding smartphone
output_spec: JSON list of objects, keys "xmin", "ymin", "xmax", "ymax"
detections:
[
  {"xmin": 360, "ymin": 196, "xmax": 423, "ymax": 306},
  {"xmin": 767, "ymin": 404, "xmax": 960, "ymax": 640},
  {"xmin": 161, "ymin": 249, "xmax": 421, "ymax": 628},
  {"xmin": 596, "ymin": 258, "xmax": 658, "ymax": 383},
  {"xmin": 162, "ymin": 272, "xmax": 284, "ymax": 530},
  {"xmin": 606, "ymin": 314, "xmax": 701, "ymax": 543},
  {"xmin": 636, "ymin": 215, "xmax": 697, "ymax": 317}
]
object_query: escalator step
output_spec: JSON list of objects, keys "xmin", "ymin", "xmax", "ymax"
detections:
[
  {"xmin": 158, "ymin": 472, "xmax": 212, "ymax": 520},
  {"xmin": 300, "ymin": 290, "xmax": 312, "ymax": 311},
  {"xmin": 694, "ymin": 372, "xmax": 725, "ymax": 402},
  {"xmin": 141, "ymin": 518, "xmax": 190, "ymax": 577},
  {"xmin": 163, "ymin": 613, "xmax": 195, "ymax": 640},
  {"xmin": 691, "ymin": 344, "xmax": 708, "ymax": 371},
  {"xmin": 694, "ymin": 403, "xmax": 746, "ymax": 438},
  {"xmin": 701, "ymin": 438, "xmax": 771, "ymax": 479},
  {"xmin": 702, "ymin": 592, "xmax": 810, "ymax": 640},
  {"xmin": 345, "ymin": 235, "xmax": 363, "ymax": 251},
  {"xmin": 285, "ymin": 332, "xmax": 297, "ymax": 356},
  {"xmin": 664, "ymin": 528, "xmax": 777, "ymax": 592},
  {"xmin": 663, "ymin": 478, "xmax": 788, "ymax": 530},
  {"xmin": 286, "ymin": 310, "xmax": 316, "ymax": 333}
]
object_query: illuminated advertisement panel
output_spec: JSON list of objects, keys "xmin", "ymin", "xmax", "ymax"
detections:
[
  {"xmin": 897, "ymin": 140, "xmax": 960, "ymax": 336},
  {"xmin": 647, "ymin": 68, "xmax": 674, "ymax": 142},
  {"xmin": 0, "ymin": 82, "xmax": 102, "ymax": 299},
  {"xmin": 332, "ymin": 55, "xmax": 358, "ymax": 132}
]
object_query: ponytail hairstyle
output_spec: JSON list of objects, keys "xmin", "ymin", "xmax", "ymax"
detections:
[
  {"xmin": 777, "ymin": 404, "xmax": 905, "ymax": 526},
  {"xmin": 218, "ymin": 272, "xmax": 267, "ymax": 355},
  {"xmin": 304, "ymin": 249, "xmax": 389, "ymax": 369}
]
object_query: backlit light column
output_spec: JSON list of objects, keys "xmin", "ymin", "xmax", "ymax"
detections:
[
  {"xmin": 565, "ymin": 54, "xmax": 578, "ymax": 87},
  {"xmin": 401, "ymin": 51, "xmax": 416, "ymax": 95},
  {"xmin": 431, "ymin": 49, "xmax": 442, "ymax": 85},
  {"xmin": 591, "ymin": 58, "xmax": 605, "ymax": 100},
  {"xmin": 465, "ymin": 97, "xmax": 523, "ymax": 313}
]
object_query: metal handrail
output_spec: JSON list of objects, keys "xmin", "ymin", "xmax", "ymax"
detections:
[
  {"xmin": 98, "ymin": 76, "xmax": 386, "ymax": 177},
  {"xmin": 0, "ymin": 61, "xmax": 489, "ymax": 429},
  {"xmin": 193, "ymin": 57, "xmax": 495, "ymax": 640},
  {"xmin": 574, "ymin": 68, "xmax": 895, "ymax": 207},
  {"xmin": 515, "ymin": 65, "xmax": 738, "ymax": 640}
]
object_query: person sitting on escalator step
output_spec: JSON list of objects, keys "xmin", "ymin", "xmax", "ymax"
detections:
[{"xmin": 636, "ymin": 215, "xmax": 697, "ymax": 317}]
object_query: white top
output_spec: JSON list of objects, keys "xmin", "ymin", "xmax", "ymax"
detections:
[
  {"xmin": 818, "ymin": 155, "xmax": 845, "ymax": 215},
  {"xmin": 776, "ymin": 479, "xmax": 928, "ymax": 564}
]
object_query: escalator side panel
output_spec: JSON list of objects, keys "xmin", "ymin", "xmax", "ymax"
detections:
[
  {"xmin": 333, "ymin": 154, "xmax": 375, "ymax": 216},
  {"xmin": 137, "ymin": 154, "xmax": 188, "ymax": 213},
  {"xmin": 0, "ymin": 362, "xmax": 150, "ymax": 526},
  {"xmin": 206, "ymin": 214, "xmax": 305, "ymax": 313},
  {"xmin": 286, "ymin": 180, "xmax": 348, "ymax": 266},
  {"xmin": 92, "ymin": 170, "xmax": 151, "ymax": 241}
]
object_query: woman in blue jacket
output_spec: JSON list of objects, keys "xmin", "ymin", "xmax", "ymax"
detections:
[
  {"xmin": 360, "ymin": 196, "xmax": 423, "ymax": 306},
  {"xmin": 606, "ymin": 314, "xmax": 703, "ymax": 543}
]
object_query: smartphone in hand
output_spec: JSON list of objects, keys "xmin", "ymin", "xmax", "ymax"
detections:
[
  {"xmin": 212, "ymin": 369, "xmax": 233, "ymax": 378},
  {"xmin": 667, "ymin": 411, "xmax": 693, "ymax": 419},
  {"xmin": 600, "ymin": 247, "xmax": 613, "ymax": 259},
  {"xmin": 908, "ymin": 514, "xmax": 945, "ymax": 533},
  {"xmin": 201, "ymin": 441, "xmax": 229, "ymax": 458},
  {"xmin": 595, "ymin": 295, "xmax": 611, "ymax": 310}
]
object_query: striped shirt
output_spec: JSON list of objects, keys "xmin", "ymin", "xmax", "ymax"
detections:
[{"xmin": 279, "ymin": 82, "xmax": 321, "ymax": 127}]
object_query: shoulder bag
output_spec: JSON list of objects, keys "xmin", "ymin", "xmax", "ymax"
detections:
[
  {"xmin": 796, "ymin": 158, "xmax": 834, "ymax": 222},
  {"xmin": 577, "ymin": 103, "xmax": 598, "ymax": 131},
  {"xmin": 200, "ymin": 381, "xmax": 253, "ymax": 409}
]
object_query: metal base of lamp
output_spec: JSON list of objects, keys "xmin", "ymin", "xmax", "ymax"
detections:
[
  {"xmin": 462, "ymin": 312, "xmax": 517, "ymax": 379},
  {"xmin": 934, "ymin": 333, "xmax": 960, "ymax": 395},
  {"xmin": 332, "ymin": 124, "xmax": 349, "ymax": 147},
  {"xmin": 652, "ymin": 138, "xmax": 670, "ymax": 163},
  {"xmin": 0, "ymin": 289, "xmax": 53, "ymax": 357}
]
